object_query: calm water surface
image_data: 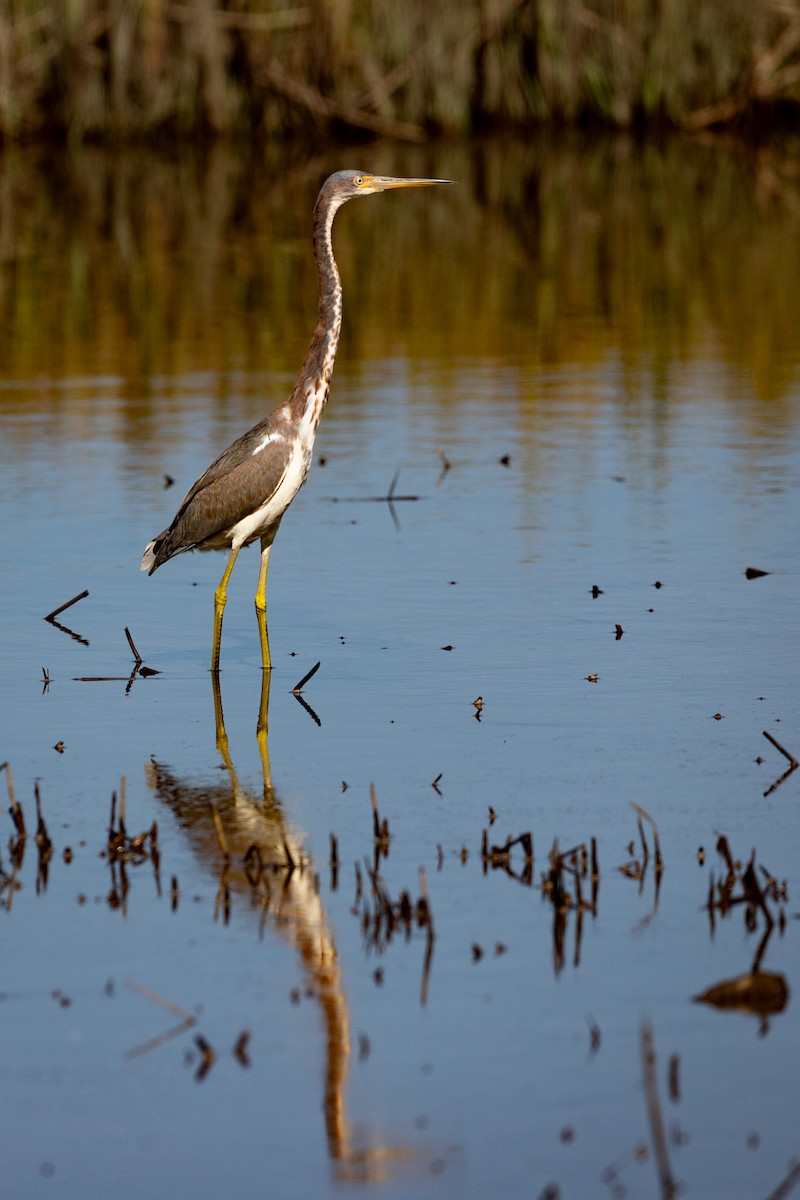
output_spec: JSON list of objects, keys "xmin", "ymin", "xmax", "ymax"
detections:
[{"xmin": 1, "ymin": 135, "xmax": 799, "ymax": 1199}]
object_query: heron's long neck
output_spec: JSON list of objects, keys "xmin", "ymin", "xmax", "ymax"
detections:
[{"xmin": 290, "ymin": 194, "xmax": 343, "ymax": 429}]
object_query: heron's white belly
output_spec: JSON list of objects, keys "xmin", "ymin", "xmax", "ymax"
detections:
[{"xmin": 228, "ymin": 440, "xmax": 313, "ymax": 550}]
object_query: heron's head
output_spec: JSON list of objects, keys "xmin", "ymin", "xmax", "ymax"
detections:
[{"xmin": 321, "ymin": 170, "xmax": 453, "ymax": 207}]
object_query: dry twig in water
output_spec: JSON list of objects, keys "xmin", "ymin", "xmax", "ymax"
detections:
[{"xmin": 44, "ymin": 589, "xmax": 89, "ymax": 622}]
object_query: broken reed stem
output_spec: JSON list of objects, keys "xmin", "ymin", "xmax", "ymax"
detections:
[
  {"xmin": 762, "ymin": 729, "xmax": 799, "ymax": 768},
  {"xmin": 2, "ymin": 760, "xmax": 16, "ymax": 807},
  {"xmin": 292, "ymin": 660, "xmax": 321, "ymax": 694},
  {"xmin": 123, "ymin": 978, "xmax": 194, "ymax": 1022},
  {"xmin": 44, "ymin": 589, "xmax": 89, "ymax": 622},
  {"xmin": 363, "ymin": 858, "xmax": 393, "ymax": 914},
  {"xmin": 418, "ymin": 866, "xmax": 433, "ymax": 934},
  {"xmin": 637, "ymin": 817, "xmax": 649, "ymax": 864},
  {"xmin": 2, "ymin": 762, "xmax": 25, "ymax": 837},
  {"xmin": 764, "ymin": 1161, "xmax": 800, "ymax": 1200},
  {"xmin": 706, "ymin": 872, "xmax": 716, "ymax": 931},
  {"xmin": 124, "ymin": 627, "xmax": 143, "ymax": 664},
  {"xmin": 34, "ymin": 782, "xmax": 51, "ymax": 851},
  {"xmin": 632, "ymin": 801, "xmax": 663, "ymax": 867},
  {"xmin": 716, "ymin": 834, "xmax": 735, "ymax": 877},
  {"xmin": 370, "ymin": 783, "xmax": 380, "ymax": 839}
]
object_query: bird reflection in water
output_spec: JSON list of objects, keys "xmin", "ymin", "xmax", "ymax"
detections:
[{"xmin": 145, "ymin": 668, "xmax": 420, "ymax": 1184}]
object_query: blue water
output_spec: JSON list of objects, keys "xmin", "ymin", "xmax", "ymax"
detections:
[{"xmin": 1, "ymin": 139, "xmax": 799, "ymax": 1199}]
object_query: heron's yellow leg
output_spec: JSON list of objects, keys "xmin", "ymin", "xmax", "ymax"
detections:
[
  {"xmin": 254, "ymin": 543, "xmax": 272, "ymax": 673},
  {"xmin": 256, "ymin": 663, "xmax": 273, "ymax": 797},
  {"xmin": 212, "ymin": 546, "xmax": 240, "ymax": 673}
]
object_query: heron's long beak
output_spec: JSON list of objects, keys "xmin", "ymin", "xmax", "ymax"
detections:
[{"xmin": 365, "ymin": 175, "xmax": 453, "ymax": 191}]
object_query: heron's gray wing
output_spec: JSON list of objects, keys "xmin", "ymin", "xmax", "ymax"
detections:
[
  {"xmin": 172, "ymin": 432, "xmax": 294, "ymax": 547},
  {"xmin": 181, "ymin": 408, "xmax": 292, "ymax": 503}
]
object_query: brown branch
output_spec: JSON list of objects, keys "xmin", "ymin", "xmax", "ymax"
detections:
[
  {"xmin": 763, "ymin": 1160, "xmax": 800, "ymax": 1200},
  {"xmin": 682, "ymin": 90, "xmax": 750, "ymax": 131},
  {"xmin": 753, "ymin": 14, "xmax": 800, "ymax": 90},
  {"xmin": 684, "ymin": 9, "xmax": 800, "ymax": 129},
  {"xmin": 763, "ymin": 729, "xmax": 798, "ymax": 768},
  {"xmin": 44, "ymin": 589, "xmax": 89, "ymax": 622},
  {"xmin": 260, "ymin": 59, "xmax": 427, "ymax": 143}
]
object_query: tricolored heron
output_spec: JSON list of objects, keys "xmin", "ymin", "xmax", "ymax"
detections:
[{"xmin": 141, "ymin": 170, "xmax": 451, "ymax": 672}]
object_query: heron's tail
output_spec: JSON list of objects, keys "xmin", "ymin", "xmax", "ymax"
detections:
[{"xmin": 141, "ymin": 538, "xmax": 161, "ymax": 575}]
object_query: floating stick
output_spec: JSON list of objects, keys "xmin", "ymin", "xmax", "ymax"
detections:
[
  {"xmin": 292, "ymin": 660, "xmax": 321, "ymax": 694},
  {"xmin": 762, "ymin": 730, "xmax": 798, "ymax": 769},
  {"xmin": 44, "ymin": 589, "xmax": 89, "ymax": 622},
  {"xmin": 73, "ymin": 676, "xmax": 134, "ymax": 682}
]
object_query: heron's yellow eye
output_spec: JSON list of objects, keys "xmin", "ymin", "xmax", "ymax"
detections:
[{"xmin": 354, "ymin": 176, "xmax": 364, "ymax": 186}]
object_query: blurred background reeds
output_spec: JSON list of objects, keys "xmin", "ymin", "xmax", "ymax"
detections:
[{"xmin": 2, "ymin": 0, "xmax": 800, "ymax": 143}]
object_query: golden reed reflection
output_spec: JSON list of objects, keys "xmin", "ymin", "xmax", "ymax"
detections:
[
  {"xmin": 1, "ymin": 136, "xmax": 800, "ymax": 433},
  {"xmin": 145, "ymin": 669, "xmax": 419, "ymax": 1184}
]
